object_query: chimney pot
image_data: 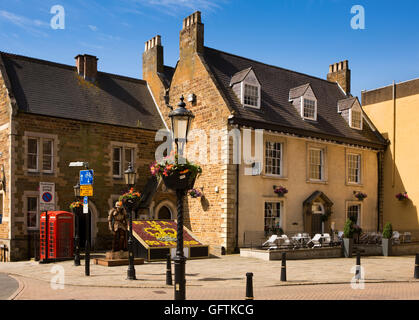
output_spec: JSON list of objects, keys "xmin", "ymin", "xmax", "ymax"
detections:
[{"xmin": 75, "ymin": 54, "xmax": 98, "ymax": 82}]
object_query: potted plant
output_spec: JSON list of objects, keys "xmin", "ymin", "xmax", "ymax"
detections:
[
  {"xmin": 69, "ymin": 201, "xmax": 83, "ymax": 215},
  {"xmin": 343, "ymin": 219, "xmax": 355, "ymax": 258},
  {"xmin": 150, "ymin": 151, "xmax": 202, "ymax": 191},
  {"xmin": 382, "ymin": 222, "xmax": 393, "ymax": 256},
  {"xmin": 273, "ymin": 185, "xmax": 288, "ymax": 197},
  {"xmin": 188, "ymin": 188, "xmax": 202, "ymax": 198},
  {"xmin": 395, "ymin": 192, "xmax": 408, "ymax": 201},
  {"xmin": 354, "ymin": 191, "xmax": 367, "ymax": 201}
]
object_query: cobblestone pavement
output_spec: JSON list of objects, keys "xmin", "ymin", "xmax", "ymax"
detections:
[
  {"xmin": 1, "ymin": 254, "xmax": 418, "ymax": 300},
  {"xmin": 9, "ymin": 276, "xmax": 419, "ymax": 300}
]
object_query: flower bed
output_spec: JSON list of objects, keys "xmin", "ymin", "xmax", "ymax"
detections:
[{"xmin": 131, "ymin": 220, "xmax": 203, "ymax": 248}]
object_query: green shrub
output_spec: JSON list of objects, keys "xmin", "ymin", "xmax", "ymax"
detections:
[
  {"xmin": 382, "ymin": 222, "xmax": 393, "ymax": 239},
  {"xmin": 343, "ymin": 219, "xmax": 354, "ymax": 238}
]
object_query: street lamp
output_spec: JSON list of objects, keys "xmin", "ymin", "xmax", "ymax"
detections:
[
  {"xmin": 169, "ymin": 95, "xmax": 194, "ymax": 158},
  {"xmin": 73, "ymin": 182, "xmax": 81, "ymax": 266},
  {"xmin": 168, "ymin": 95, "xmax": 195, "ymax": 300},
  {"xmin": 124, "ymin": 162, "xmax": 137, "ymax": 280}
]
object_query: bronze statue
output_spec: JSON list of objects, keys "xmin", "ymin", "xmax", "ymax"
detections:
[{"xmin": 108, "ymin": 202, "xmax": 128, "ymax": 252}]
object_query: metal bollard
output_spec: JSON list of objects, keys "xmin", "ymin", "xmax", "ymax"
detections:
[
  {"xmin": 355, "ymin": 250, "xmax": 361, "ymax": 280},
  {"xmin": 414, "ymin": 253, "xmax": 419, "ymax": 279},
  {"xmin": 166, "ymin": 253, "xmax": 173, "ymax": 285},
  {"xmin": 245, "ymin": 272, "xmax": 254, "ymax": 300},
  {"xmin": 281, "ymin": 252, "xmax": 287, "ymax": 281}
]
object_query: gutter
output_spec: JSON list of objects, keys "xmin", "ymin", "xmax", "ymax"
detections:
[
  {"xmin": 234, "ymin": 163, "xmax": 239, "ymax": 253},
  {"xmin": 228, "ymin": 116, "xmax": 386, "ymax": 150}
]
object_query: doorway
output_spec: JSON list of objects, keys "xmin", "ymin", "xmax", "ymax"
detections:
[
  {"xmin": 158, "ymin": 206, "xmax": 172, "ymax": 219},
  {"xmin": 311, "ymin": 202, "xmax": 324, "ymax": 234}
]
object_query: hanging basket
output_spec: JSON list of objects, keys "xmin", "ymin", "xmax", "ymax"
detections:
[
  {"xmin": 122, "ymin": 197, "xmax": 140, "ymax": 212},
  {"xmin": 162, "ymin": 171, "xmax": 197, "ymax": 191}
]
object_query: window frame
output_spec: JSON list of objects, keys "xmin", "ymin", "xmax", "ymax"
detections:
[
  {"xmin": 301, "ymin": 97, "xmax": 317, "ymax": 121},
  {"xmin": 27, "ymin": 137, "xmax": 39, "ymax": 172},
  {"xmin": 308, "ymin": 148, "xmax": 324, "ymax": 181},
  {"xmin": 42, "ymin": 139, "xmax": 54, "ymax": 173},
  {"xmin": 346, "ymin": 201, "xmax": 362, "ymax": 226},
  {"xmin": 264, "ymin": 201, "xmax": 283, "ymax": 236},
  {"xmin": 347, "ymin": 152, "xmax": 362, "ymax": 184},
  {"xmin": 241, "ymin": 81, "xmax": 261, "ymax": 109},
  {"xmin": 264, "ymin": 141, "xmax": 283, "ymax": 177},
  {"xmin": 350, "ymin": 109, "xmax": 363, "ymax": 130},
  {"xmin": 112, "ymin": 145, "xmax": 136, "ymax": 179},
  {"xmin": 26, "ymin": 196, "xmax": 39, "ymax": 230}
]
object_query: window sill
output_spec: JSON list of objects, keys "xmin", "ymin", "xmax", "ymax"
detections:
[
  {"xmin": 346, "ymin": 182, "xmax": 364, "ymax": 187},
  {"xmin": 261, "ymin": 174, "xmax": 288, "ymax": 180},
  {"xmin": 306, "ymin": 180, "xmax": 328, "ymax": 185}
]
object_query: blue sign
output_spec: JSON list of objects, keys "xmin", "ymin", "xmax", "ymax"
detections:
[
  {"xmin": 80, "ymin": 170, "xmax": 94, "ymax": 185},
  {"xmin": 83, "ymin": 196, "xmax": 88, "ymax": 205}
]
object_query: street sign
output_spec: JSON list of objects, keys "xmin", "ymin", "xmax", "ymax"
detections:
[
  {"xmin": 80, "ymin": 170, "xmax": 94, "ymax": 185},
  {"xmin": 80, "ymin": 185, "xmax": 93, "ymax": 197},
  {"xmin": 39, "ymin": 182, "xmax": 55, "ymax": 212},
  {"xmin": 83, "ymin": 196, "xmax": 88, "ymax": 214}
]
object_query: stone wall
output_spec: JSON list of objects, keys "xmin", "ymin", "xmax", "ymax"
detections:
[{"xmin": 8, "ymin": 112, "xmax": 165, "ymax": 260}]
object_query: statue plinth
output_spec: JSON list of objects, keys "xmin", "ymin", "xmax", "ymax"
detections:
[{"xmin": 105, "ymin": 250, "xmax": 128, "ymax": 260}]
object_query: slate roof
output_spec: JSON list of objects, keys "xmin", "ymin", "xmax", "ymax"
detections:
[
  {"xmin": 337, "ymin": 97, "xmax": 357, "ymax": 112},
  {"xmin": 289, "ymin": 83, "xmax": 311, "ymax": 100},
  {"xmin": 202, "ymin": 47, "xmax": 386, "ymax": 149},
  {"xmin": 0, "ymin": 52, "xmax": 164, "ymax": 130},
  {"xmin": 229, "ymin": 67, "xmax": 252, "ymax": 86}
]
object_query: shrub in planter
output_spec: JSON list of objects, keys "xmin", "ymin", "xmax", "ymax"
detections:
[
  {"xmin": 382, "ymin": 222, "xmax": 393, "ymax": 256},
  {"xmin": 343, "ymin": 219, "xmax": 354, "ymax": 258}
]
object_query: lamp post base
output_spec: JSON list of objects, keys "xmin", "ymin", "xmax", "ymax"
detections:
[
  {"xmin": 173, "ymin": 255, "xmax": 186, "ymax": 300},
  {"xmin": 127, "ymin": 267, "xmax": 136, "ymax": 280}
]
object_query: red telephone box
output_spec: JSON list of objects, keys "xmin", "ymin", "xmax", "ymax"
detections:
[{"xmin": 40, "ymin": 211, "xmax": 74, "ymax": 260}]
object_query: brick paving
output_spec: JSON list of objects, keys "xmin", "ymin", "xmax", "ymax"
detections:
[
  {"xmin": 1, "ymin": 254, "xmax": 419, "ymax": 299},
  {"xmin": 9, "ymin": 276, "xmax": 419, "ymax": 300}
]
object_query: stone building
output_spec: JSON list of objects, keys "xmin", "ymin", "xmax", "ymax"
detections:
[
  {"xmin": 363, "ymin": 79, "xmax": 419, "ymax": 239},
  {"xmin": 0, "ymin": 52, "xmax": 175, "ymax": 261},
  {"xmin": 143, "ymin": 11, "xmax": 387, "ymax": 254}
]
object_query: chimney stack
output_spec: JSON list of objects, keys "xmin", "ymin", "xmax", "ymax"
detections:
[
  {"xmin": 143, "ymin": 35, "xmax": 164, "ymax": 78},
  {"xmin": 179, "ymin": 11, "xmax": 204, "ymax": 60},
  {"xmin": 327, "ymin": 60, "xmax": 351, "ymax": 95},
  {"xmin": 75, "ymin": 54, "xmax": 98, "ymax": 82}
]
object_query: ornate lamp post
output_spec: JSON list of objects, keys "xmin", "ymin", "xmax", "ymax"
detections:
[
  {"xmin": 124, "ymin": 162, "xmax": 137, "ymax": 280},
  {"xmin": 73, "ymin": 182, "xmax": 81, "ymax": 266},
  {"xmin": 168, "ymin": 96, "xmax": 195, "ymax": 300}
]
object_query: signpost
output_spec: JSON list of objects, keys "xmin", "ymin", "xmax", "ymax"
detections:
[
  {"xmin": 39, "ymin": 182, "xmax": 55, "ymax": 264},
  {"xmin": 79, "ymin": 169, "xmax": 93, "ymax": 276}
]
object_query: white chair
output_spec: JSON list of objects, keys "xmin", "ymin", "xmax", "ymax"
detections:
[
  {"xmin": 322, "ymin": 233, "xmax": 331, "ymax": 246},
  {"xmin": 392, "ymin": 231, "xmax": 401, "ymax": 244},
  {"xmin": 404, "ymin": 232, "xmax": 412, "ymax": 243},
  {"xmin": 307, "ymin": 234, "xmax": 322, "ymax": 248},
  {"xmin": 337, "ymin": 231, "xmax": 344, "ymax": 239},
  {"xmin": 280, "ymin": 235, "xmax": 292, "ymax": 248},
  {"xmin": 262, "ymin": 235, "xmax": 279, "ymax": 247}
]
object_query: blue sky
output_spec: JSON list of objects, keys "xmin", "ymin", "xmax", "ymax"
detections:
[{"xmin": 1, "ymin": 0, "xmax": 419, "ymax": 98}]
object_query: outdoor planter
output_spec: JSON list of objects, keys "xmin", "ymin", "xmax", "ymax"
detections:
[
  {"xmin": 343, "ymin": 238, "xmax": 353, "ymax": 258},
  {"xmin": 395, "ymin": 192, "xmax": 408, "ymax": 201},
  {"xmin": 162, "ymin": 171, "xmax": 197, "ymax": 191},
  {"xmin": 273, "ymin": 185, "xmax": 288, "ymax": 197},
  {"xmin": 382, "ymin": 238, "xmax": 392, "ymax": 256}
]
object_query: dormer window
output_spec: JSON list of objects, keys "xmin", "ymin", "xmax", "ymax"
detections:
[
  {"xmin": 337, "ymin": 97, "xmax": 363, "ymax": 130},
  {"xmin": 350, "ymin": 109, "xmax": 362, "ymax": 129},
  {"xmin": 289, "ymin": 83, "xmax": 317, "ymax": 121},
  {"xmin": 230, "ymin": 67, "xmax": 261, "ymax": 109},
  {"xmin": 243, "ymin": 83, "xmax": 259, "ymax": 107},
  {"xmin": 303, "ymin": 98, "xmax": 317, "ymax": 120}
]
